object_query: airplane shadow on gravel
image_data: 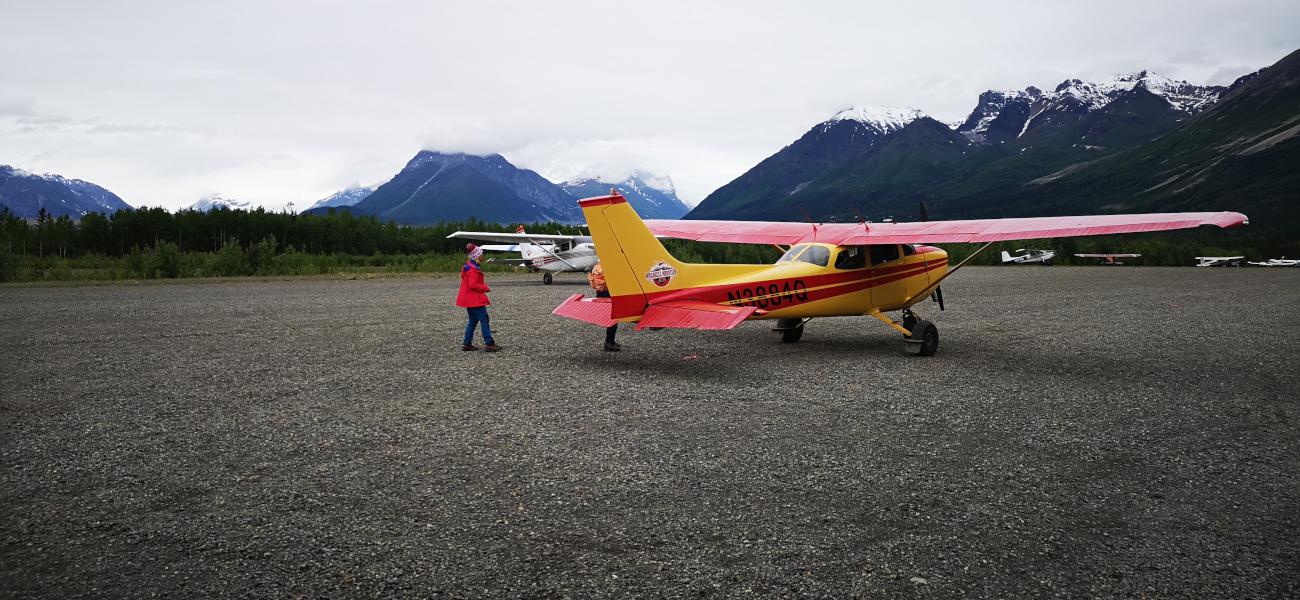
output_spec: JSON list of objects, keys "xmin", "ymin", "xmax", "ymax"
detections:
[{"xmin": 560, "ymin": 330, "xmax": 930, "ymax": 379}]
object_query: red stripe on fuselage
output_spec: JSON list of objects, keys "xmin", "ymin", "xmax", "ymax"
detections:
[{"xmin": 607, "ymin": 257, "xmax": 946, "ymax": 318}]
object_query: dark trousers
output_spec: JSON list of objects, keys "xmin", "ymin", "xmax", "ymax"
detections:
[
  {"xmin": 463, "ymin": 306, "xmax": 494, "ymax": 345},
  {"xmin": 596, "ymin": 290, "xmax": 616, "ymax": 344}
]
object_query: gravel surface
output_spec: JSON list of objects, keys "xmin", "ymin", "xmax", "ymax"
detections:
[{"xmin": 2, "ymin": 267, "xmax": 1298, "ymax": 599}]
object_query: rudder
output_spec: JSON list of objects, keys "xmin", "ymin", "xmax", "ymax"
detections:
[{"xmin": 578, "ymin": 192, "xmax": 690, "ymax": 318}]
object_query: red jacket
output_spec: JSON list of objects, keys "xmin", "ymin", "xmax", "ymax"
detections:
[{"xmin": 456, "ymin": 260, "xmax": 491, "ymax": 307}]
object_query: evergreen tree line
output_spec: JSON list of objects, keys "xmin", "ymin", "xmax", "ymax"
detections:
[
  {"xmin": 0, "ymin": 206, "xmax": 587, "ymax": 282},
  {"xmin": 1, "ymin": 206, "xmax": 1289, "ymax": 283},
  {"xmin": 0, "ymin": 206, "xmax": 587, "ymax": 258}
]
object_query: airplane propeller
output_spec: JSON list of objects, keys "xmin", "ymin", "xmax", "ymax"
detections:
[{"xmin": 920, "ymin": 201, "xmax": 945, "ymax": 311}]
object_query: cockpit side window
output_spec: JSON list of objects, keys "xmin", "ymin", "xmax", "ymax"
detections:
[
  {"xmin": 834, "ymin": 246, "xmax": 866, "ymax": 269},
  {"xmin": 797, "ymin": 245, "xmax": 830, "ymax": 267},
  {"xmin": 776, "ymin": 244, "xmax": 808, "ymax": 263},
  {"xmin": 869, "ymin": 244, "xmax": 901, "ymax": 265},
  {"xmin": 902, "ymin": 244, "xmax": 916, "ymax": 256}
]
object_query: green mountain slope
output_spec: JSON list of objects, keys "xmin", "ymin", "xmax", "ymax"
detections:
[
  {"xmin": 947, "ymin": 48, "xmax": 1300, "ymax": 225},
  {"xmin": 686, "ymin": 51, "xmax": 1297, "ymax": 230}
]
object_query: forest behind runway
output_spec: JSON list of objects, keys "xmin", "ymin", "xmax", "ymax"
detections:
[{"xmin": 2, "ymin": 269, "xmax": 1297, "ymax": 598}]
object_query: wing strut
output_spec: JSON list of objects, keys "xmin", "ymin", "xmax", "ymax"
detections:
[
  {"xmin": 532, "ymin": 240, "xmax": 581, "ymax": 271},
  {"xmin": 910, "ymin": 242, "xmax": 994, "ymax": 306}
]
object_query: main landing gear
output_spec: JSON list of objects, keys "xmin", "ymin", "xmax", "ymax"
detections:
[
  {"xmin": 772, "ymin": 318, "xmax": 807, "ymax": 343},
  {"xmin": 900, "ymin": 309, "xmax": 939, "ymax": 356},
  {"xmin": 868, "ymin": 308, "xmax": 939, "ymax": 356},
  {"xmin": 542, "ymin": 273, "xmax": 554, "ymax": 285},
  {"xmin": 774, "ymin": 310, "xmax": 940, "ymax": 356}
]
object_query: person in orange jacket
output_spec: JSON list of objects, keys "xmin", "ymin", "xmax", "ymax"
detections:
[
  {"xmin": 588, "ymin": 262, "xmax": 620, "ymax": 352},
  {"xmin": 457, "ymin": 244, "xmax": 501, "ymax": 352}
]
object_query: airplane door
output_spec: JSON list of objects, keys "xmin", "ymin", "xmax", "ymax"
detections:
[
  {"xmin": 900, "ymin": 244, "xmax": 932, "ymax": 303},
  {"xmin": 868, "ymin": 244, "xmax": 911, "ymax": 311}
]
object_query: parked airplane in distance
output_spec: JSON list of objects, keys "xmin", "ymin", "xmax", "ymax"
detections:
[
  {"xmin": 447, "ymin": 226, "xmax": 597, "ymax": 284},
  {"xmin": 1074, "ymin": 253, "xmax": 1141, "ymax": 265},
  {"xmin": 1001, "ymin": 249, "xmax": 1055, "ymax": 265},
  {"xmin": 1195, "ymin": 256, "xmax": 1245, "ymax": 267},
  {"xmin": 1248, "ymin": 257, "xmax": 1300, "ymax": 267}
]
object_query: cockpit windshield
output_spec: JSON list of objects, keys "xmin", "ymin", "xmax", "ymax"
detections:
[
  {"xmin": 776, "ymin": 244, "xmax": 809, "ymax": 263},
  {"xmin": 796, "ymin": 245, "xmax": 830, "ymax": 267}
]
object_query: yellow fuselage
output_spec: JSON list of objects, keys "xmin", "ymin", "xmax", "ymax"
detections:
[{"xmin": 611, "ymin": 243, "xmax": 949, "ymax": 322}]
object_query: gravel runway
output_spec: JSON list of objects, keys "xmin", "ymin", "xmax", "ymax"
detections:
[{"xmin": 2, "ymin": 267, "xmax": 1298, "ymax": 598}]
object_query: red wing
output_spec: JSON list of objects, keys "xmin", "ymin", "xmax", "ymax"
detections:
[
  {"xmin": 646, "ymin": 212, "xmax": 1247, "ymax": 246},
  {"xmin": 634, "ymin": 301, "xmax": 758, "ymax": 331},
  {"xmin": 552, "ymin": 294, "xmax": 617, "ymax": 327},
  {"xmin": 644, "ymin": 219, "xmax": 821, "ymax": 245}
]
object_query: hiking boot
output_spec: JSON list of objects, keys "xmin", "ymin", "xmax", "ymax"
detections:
[
  {"xmin": 462, "ymin": 344, "xmax": 479, "ymax": 351},
  {"xmin": 484, "ymin": 343, "xmax": 502, "ymax": 352},
  {"xmin": 603, "ymin": 341, "xmax": 621, "ymax": 352}
]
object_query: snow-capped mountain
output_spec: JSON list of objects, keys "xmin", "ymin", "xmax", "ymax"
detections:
[
  {"xmin": 955, "ymin": 88, "xmax": 1044, "ymax": 141},
  {"xmin": 825, "ymin": 106, "xmax": 927, "ymax": 135},
  {"xmin": 688, "ymin": 105, "xmax": 936, "ymax": 220},
  {"xmin": 1100, "ymin": 71, "xmax": 1223, "ymax": 113},
  {"xmin": 189, "ymin": 194, "xmax": 253, "ymax": 212},
  {"xmin": 687, "ymin": 59, "xmax": 1268, "ymax": 222},
  {"xmin": 307, "ymin": 185, "xmax": 376, "ymax": 210},
  {"xmin": 0, "ymin": 165, "xmax": 132, "ymax": 218},
  {"xmin": 957, "ymin": 71, "xmax": 1225, "ymax": 142},
  {"xmin": 561, "ymin": 172, "xmax": 690, "ymax": 219}
]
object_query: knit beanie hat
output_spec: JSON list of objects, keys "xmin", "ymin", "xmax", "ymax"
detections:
[{"xmin": 467, "ymin": 243, "xmax": 484, "ymax": 261}]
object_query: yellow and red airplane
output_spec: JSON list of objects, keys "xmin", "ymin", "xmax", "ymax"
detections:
[{"xmin": 553, "ymin": 192, "xmax": 1247, "ymax": 355}]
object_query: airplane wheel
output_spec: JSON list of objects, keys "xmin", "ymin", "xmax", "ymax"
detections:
[
  {"xmin": 902, "ymin": 312, "xmax": 917, "ymax": 332},
  {"xmin": 777, "ymin": 319, "xmax": 803, "ymax": 343},
  {"xmin": 908, "ymin": 320, "xmax": 939, "ymax": 356},
  {"xmin": 543, "ymin": 273, "xmax": 553, "ymax": 285}
]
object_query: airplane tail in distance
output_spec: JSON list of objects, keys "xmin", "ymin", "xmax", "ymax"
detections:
[
  {"xmin": 577, "ymin": 193, "xmax": 693, "ymax": 317},
  {"xmin": 1001, "ymin": 250, "xmax": 1012, "ymax": 262}
]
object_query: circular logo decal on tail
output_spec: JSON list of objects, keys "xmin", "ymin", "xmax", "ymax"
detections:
[{"xmin": 645, "ymin": 261, "xmax": 678, "ymax": 287}]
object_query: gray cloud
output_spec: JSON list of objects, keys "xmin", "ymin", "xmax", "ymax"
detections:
[{"xmin": 1, "ymin": 0, "xmax": 1297, "ymax": 210}]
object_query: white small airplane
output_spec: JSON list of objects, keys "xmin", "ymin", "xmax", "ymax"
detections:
[
  {"xmin": 1001, "ymin": 248, "xmax": 1055, "ymax": 265},
  {"xmin": 1248, "ymin": 257, "xmax": 1300, "ymax": 267},
  {"xmin": 1195, "ymin": 256, "xmax": 1245, "ymax": 267},
  {"xmin": 447, "ymin": 226, "xmax": 598, "ymax": 284},
  {"xmin": 1075, "ymin": 253, "xmax": 1142, "ymax": 265}
]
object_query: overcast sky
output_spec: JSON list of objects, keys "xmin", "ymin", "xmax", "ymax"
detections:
[{"xmin": 3, "ymin": 0, "xmax": 1297, "ymax": 211}]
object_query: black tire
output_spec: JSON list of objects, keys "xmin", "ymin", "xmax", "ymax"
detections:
[
  {"xmin": 909, "ymin": 320, "xmax": 939, "ymax": 356},
  {"xmin": 776, "ymin": 318, "xmax": 804, "ymax": 343},
  {"xmin": 542, "ymin": 273, "xmax": 553, "ymax": 285}
]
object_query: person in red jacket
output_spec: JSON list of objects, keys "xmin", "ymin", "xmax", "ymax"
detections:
[{"xmin": 457, "ymin": 244, "xmax": 501, "ymax": 352}]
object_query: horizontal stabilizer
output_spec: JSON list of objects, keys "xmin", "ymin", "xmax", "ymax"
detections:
[
  {"xmin": 552, "ymin": 294, "xmax": 617, "ymax": 327},
  {"xmin": 635, "ymin": 301, "xmax": 758, "ymax": 331}
]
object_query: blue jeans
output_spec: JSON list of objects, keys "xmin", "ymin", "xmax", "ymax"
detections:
[{"xmin": 463, "ymin": 306, "xmax": 494, "ymax": 345}]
